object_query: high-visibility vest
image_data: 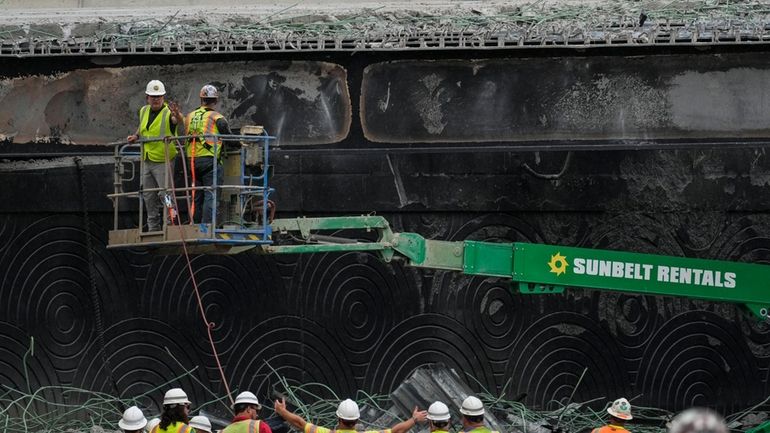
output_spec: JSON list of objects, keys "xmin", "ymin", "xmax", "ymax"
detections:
[
  {"xmin": 156, "ymin": 421, "xmax": 193, "ymax": 433},
  {"xmin": 223, "ymin": 419, "xmax": 261, "ymax": 433},
  {"xmin": 460, "ymin": 426, "xmax": 499, "ymax": 433},
  {"xmin": 185, "ymin": 106, "xmax": 224, "ymax": 158},
  {"xmin": 592, "ymin": 425, "xmax": 630, "ymax": 433},
  {"xmin": 305, "ymin": 424, "xmax": 390, "ymax": 433},
  {"xmin": 138, "ymin": 104, "xmax": 177, "ymax": 162}
]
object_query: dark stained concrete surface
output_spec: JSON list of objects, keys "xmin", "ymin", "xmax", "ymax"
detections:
[{"xmin": 3, "ymin": 48, "xmax": 770, "ymax": 415}]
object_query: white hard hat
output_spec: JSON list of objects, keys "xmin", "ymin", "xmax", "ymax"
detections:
[
  {"xmin": 189, "ymin": 415, "xmax": 212, "ymax": 432},
  {"xmin": 233, "ymin": 391, "xmax": 261, "ymax": 409},
  {"xmin": 607, "ymin": 398, "xmax": 633, "ymax": 421},
  {"xmin": 460, "ymin": 396, "xmax": 484, "ymax": 417},
  {"xmin": 146, "ymin": 418, "xmax": 161, "ymax": 433},
  {"xmin": 119, "ymin": 406, "xmax": 148, "ymax": 431},
  {"xmin": 145, "ymin": 80, "xmax": 166, "ymax": 96},
  {"xmin": 667, "ymin": 408, "xmax": 727, "ymax": 433},
  {"xmin": 199, "ymin": 84, "xmax": 219, "ymax": 99},
  {"xmin": 163, "ymin": 388, "xmax": 191, "ymax": 406},
  {"xmin": 336, "ymin": 399, "xmax": 361, "ymax": 421},
  {"xmin": 427, "ymin": 401, "xmax": 450, "ymax": 421}
]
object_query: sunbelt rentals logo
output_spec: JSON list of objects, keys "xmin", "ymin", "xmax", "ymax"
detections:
[
  {"xmin": 548, "ymin": 252, "xmax": 569, "ymax": 276},
  {"xmin": 546, "ymin": 252, "xmax": 737, "ymax": 288}
]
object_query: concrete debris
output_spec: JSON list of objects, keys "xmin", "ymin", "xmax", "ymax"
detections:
[
  {"xmin": 388, "ymin": 364, "xmax": 509, "ymax": 433},
  {"xmin": 1, "ymin": 1, "xmax": 769, "ymax": 56}
]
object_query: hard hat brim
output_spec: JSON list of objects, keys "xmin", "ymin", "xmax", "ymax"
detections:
[
  {"xmin": 231, "ymin": 401, "xmax": 261, "ymax": 409},
  {"xmin": 119, "ymin": 419, "xmax": 148, "ymax": 430},
  {"xmin": 146, "ymin": 91, "xmax": 166, "ymax": 96},
  {"xmin": 607, "ymin": 408, "xmax": 633, "ymax": 420},
  {"xmin": 460, "ymin": 409, "xmax": 485, "ymax": 416},
  {"xmin": 427, "ymin": 415, "xmax": 451, "ymax": 421}
]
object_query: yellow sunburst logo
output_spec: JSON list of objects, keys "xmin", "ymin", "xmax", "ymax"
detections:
[{"xmin": 548, "ymin": 252, "xmax": 568, "ymax": 276}]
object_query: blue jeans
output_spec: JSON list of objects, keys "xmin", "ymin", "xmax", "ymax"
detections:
[{"xmin": 192, "ymin": 156, "xmax": 222, "ymax": 224}]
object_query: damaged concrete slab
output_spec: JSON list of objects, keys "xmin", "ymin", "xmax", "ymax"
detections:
[
  {"xmin": 2, "ymin": 1, "xmax": 770, "ymax": 56},
  {"xmin": 0, "ymin": 61, "xmax": 350, "ymax": 145}
]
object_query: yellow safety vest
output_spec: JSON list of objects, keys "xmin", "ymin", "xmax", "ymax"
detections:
[
  {"xmin": 185, "ymin": 106, "xmax": 224, "ymax": 158},
  {"xmin": 155, "ymin": 421, "xmax": 193, "ymax": 433},
  {"xmin": 223, "ymin": 419, "xmax": 261, "ymax": 433},
  {"xmin": 138, "ymin": 104, "xmax": 177, "ymax": 162},
  {"xmin": 305, "ymin": 424, "xmax": 390, "ymax": 433},
  {"xmin": 460, "ymin": 427, "xmax": 499, "ymax": 433}
]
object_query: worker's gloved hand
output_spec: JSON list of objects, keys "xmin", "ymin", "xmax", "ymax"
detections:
[
  {"xmin": 168, "ymin": 101, "xmax": 184, "ymax": 125},
  {"xmin": 412, "ymin": 407, "xmax": 428, "ymax": 423},
  {"xmin": 274, "ymin": 398, "xmax": 288, "ymax": 417}
]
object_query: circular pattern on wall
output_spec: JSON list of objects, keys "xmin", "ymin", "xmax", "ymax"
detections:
[
  {"xmin": 447, "ymin": 213, "xmax": 543, "ymax": 244},
  {"xmin": 582, "ymin": 213, "xmax": 684, "ymax": 256},
  {"xmin": 0, "ymin": 321, "xmax": 61, "ymax": 418},
  {"xmin": 703, "ymin": 216, "xmax": 770, "ymax": 357},
  {"xmin": 363, "ymin": 313, "xmax": 496, "ymax": 394},
  {"xmin": 431, "ymin": 213, "xmax": 546, "ymax": 365},
  {"xmin": 430, "ymin": 273, "xmax": 540, "ymax": 362},
  {"xmin": 73, "ymin": 318, "xmax": 212, "ymax": 414},
  {"xmin": 225, "ymin": 315, "xmax": 357, "ymax": 401},
  {"xmin": 141, "ymin": 252, "xmax": 283, "ymax": 371},
  {"xmin": 504, "ymin": 312, "xmax": 630, "ymax": 410},
  {"xmin": 637, "ymin": 311, "xmax": 762, "ymax": 413},
  {"xmin": 594, "ymin": 292, "xmax": 662, "ymax": 366},
  {"xmin": 0, "ymin": 214, "xmax": 17, "ymax": 255},
  {"xmin": 583, "ymin": 213, "xmax": 682, "ymax": 360},
  {"xmin": 288, "ymin": 251, "xmax": 418, "ymax": 368},
  {"xmin": 0, "ymin": 215, "xmax": 134, "ymax": 380}
]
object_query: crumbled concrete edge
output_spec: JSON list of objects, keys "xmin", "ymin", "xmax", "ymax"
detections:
[{"xmin": 1, "ymin": 0, "xmax": 768, "ymax": 52}]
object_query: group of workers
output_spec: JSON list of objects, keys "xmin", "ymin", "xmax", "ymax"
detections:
[
  {"xmin": 127, "ymin": 79, "xmax": 232, "ymax": 232},
  {"xmin": 118, "ymin": 388, "xmax": 635, "ymax": 433}
]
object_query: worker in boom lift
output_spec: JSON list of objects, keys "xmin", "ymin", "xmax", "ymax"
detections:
[
  {"xmin": 427, "ymin": 401, "xmax": 451, "ymax": 433},
  {"xmin": 458, "ymin": 396, "xmax": 498, "ymax": 433},
  {"xmin": 274, "ymin": 397, "xmax": 427, "ymax": 433},
  {"xmin": 591, "ymin": 398, "xmax": 632, "ymax": 433},
  {"xmin": 184, "ymin": 84, "xmax": 233, "ymax": 225},
  {"xmin": 127, "ymin": 79, "xmax": 183, "ymax": 232},
  {"xmin": 157, "ymin": 388, "xmax": 194, "ymax": 433},
  {"xmin": 222, "ymin": 391, "xmax": 273, "ymax": 433},
  {"xmin": 119, "ymin": 406, "xmax": 148, "ymax": 433}
]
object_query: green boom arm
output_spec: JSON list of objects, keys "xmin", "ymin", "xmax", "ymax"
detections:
[{"xmin": 265, "ymin": 216, "xmax": 770, "ymax": 319}]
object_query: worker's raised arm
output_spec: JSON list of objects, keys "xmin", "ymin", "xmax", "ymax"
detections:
[
  {"xmin": 274, "ymin": 398, "xmax": 308, "ymax": 431},
  {"xmin": 390, "ymin": 407, "xmax": 427, "ymax": 433}
]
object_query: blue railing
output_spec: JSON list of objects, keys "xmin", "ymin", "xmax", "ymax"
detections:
[{"xmin": 109, "ymin": 130, "xmax": 276, "ymax": 246}]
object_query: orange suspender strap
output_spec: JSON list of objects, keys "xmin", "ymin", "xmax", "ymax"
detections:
[
  {"xmin": 249, "ymin": 420, "xmax": 260, "ymax": 433},
  {"xmin": 186, "ymin": 111, "xmax": 197, "ymax": 222},
  {"xmin": 178, "ymin": 424, "xmax": 191, "ymax": 433},
  {"xmin": 189, "ymin": 136, "xmax": 197, "ymax": 222},
  {"xmin": 308, "ymin": 425, "xmax": 318, "ymax": 433},
  {"xmin": 204, "ymin": 111, "xmax": 221, "ymax": 156}
]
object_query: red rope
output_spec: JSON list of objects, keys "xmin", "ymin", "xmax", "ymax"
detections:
[
  {"xmin": 189, "ymin": 137, "xmax": 197, "ymax": 223},
  {"xmin": 164, "ymin": 148, "xmax": 235, "ymax": 407}
]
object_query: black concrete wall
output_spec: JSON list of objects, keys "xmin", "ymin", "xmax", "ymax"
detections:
[{"xmin": 3, "ymin": 47, "xmax": 770, "ymax": 416}]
